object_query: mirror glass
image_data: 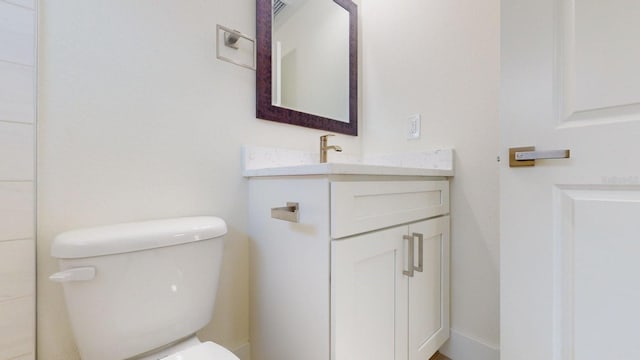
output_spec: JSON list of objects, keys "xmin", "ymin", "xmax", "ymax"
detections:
[
  {"xmin": 272, "ymin": 0, "xmax": 349, "ymax": 122},
  {"xmin": 256, "ymin": 0, "xmax": 358, "ymax": 135}
]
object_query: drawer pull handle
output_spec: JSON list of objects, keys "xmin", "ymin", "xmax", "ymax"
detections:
[
  {"xmin": 413, "ymin": 233, "xmax": 424, "ymax": 272},
  {"xmin": 271, "ymin": 202, "xmax": 299, "ymax": 223},
  {"xmin": 403, "ymin": 234, "xmax": 415, "ymax": 277}
]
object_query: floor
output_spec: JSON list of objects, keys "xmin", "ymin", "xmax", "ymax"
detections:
[{"xmin": 430, "ymin": 352, "xmax": 452, "ymax": 360}]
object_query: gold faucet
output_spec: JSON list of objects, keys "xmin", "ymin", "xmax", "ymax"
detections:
[{"xmin": 320, "ymin": 134, "xmax": 343, "ymax": 163}]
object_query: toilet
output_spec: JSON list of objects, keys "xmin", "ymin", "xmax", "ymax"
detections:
[{"xmin": 50, "ymin": 216, "xmax": 239, "ymax": 360}]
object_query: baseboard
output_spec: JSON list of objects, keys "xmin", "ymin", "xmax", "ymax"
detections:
[
  {"xmin": 439, "ymin": 330, "xmax": 499, "ymax": 360},
  {"xmin": 231, "ymin": 342, "xmax": 251, "ymax": 360},
  {"xmin": 227, "ymin": 333, "xmax": 496, "ymax": 360}
]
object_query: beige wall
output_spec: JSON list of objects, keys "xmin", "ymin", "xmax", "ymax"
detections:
[
  {"xmin": 36, "ymin": 0, "xmax": 361, "ymax": 358},
  {"xmin": 0, "ymin": 0, "xmax": 36, "ymax": 358},
  {"xmin": 360, "ymin": 0, "xmax": 500, "ymax": 354}
]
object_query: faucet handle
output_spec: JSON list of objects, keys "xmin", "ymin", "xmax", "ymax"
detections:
[{"xmin": 320, "ymin": 134, "xmax": 335, "ymax": 140}]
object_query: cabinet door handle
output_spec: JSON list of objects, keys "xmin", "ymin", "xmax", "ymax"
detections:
[
  {"xmin": 413, "ymin": 233, "xmax": 424, "ymax": 272},
  {"xmin": 403, "ymin": 234, "xmax": 414, "ymax": 277}
]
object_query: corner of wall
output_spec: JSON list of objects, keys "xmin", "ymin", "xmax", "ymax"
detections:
[
  {"xmin": 439, "ymin": 330, "xmax": 499, "ymax": 360},
  {"xmin": 231, "ymin": 342, "xmax": 251, "ymax": 360}
]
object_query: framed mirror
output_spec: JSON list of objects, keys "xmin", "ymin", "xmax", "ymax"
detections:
[{"xmin": 256, "ymin": 0, "xmax": 358, "ymax": 136}]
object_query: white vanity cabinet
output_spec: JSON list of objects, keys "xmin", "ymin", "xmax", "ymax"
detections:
[
  {"xmin": 248, "ymin": 173, "xmax": 450, "ymax": 360},
  {"xmin": 332, "ymin": 216, "xmax": 450, "ymax": 360}
]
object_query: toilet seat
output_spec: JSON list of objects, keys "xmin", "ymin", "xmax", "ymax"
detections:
[{"xmin": 164, "ymin": 341, "xmax": 239, "ymax": 360}]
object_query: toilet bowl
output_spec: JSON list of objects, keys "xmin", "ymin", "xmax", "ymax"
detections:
[
  {"xmin": 50, "ymin": 216, "xmax": 239, "ymax": 360},
  {"xmin": 135, "ymin": 336, "xmax": 238, "ymax": 360}
]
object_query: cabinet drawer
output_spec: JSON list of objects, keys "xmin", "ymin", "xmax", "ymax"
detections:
[{"xmin": 331, "ymin": 181, "xmax": 449, "ymax": 238}]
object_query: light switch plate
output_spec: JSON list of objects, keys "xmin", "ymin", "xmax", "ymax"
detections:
[{"xmin": 407, "ymin": 114, "xmax": 421, "ymax": 139}]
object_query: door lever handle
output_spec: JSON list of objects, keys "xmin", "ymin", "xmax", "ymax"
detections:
[{"xmin": 509, "ymin": 146, "xmax": 570, "ymax": 167}]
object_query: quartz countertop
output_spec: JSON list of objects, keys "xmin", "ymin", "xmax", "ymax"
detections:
[
  {"xmin": 242, "ymin": 162, "xmax": 453, "ymax": 177},
  {"xmin": 241, "ymin": 146, "xmax": 454, "ymax": 177}
]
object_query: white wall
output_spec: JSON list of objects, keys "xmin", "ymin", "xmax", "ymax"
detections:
[
  {"xmin": 0, "ymin": 0, "xmax": 36, "ymax": 359},
  {"xmin": 360, "ymin": 0, "xmax": 500, "ymax": 357},
  {"xmin": 37, "ymin": 0, "xmax": 361, "ymax": 359},
  {"xmin": 38, "ymin": 0, "xmax": 500, "ymax": 359}
]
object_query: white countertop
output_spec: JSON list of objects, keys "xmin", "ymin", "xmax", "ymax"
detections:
[
  {"xmin": 241, "ymin": 146, "xmax": 454, "ymax": 177},
  {"xmin": 242, "ymin": 162, "xmax": 454, "ymax": 177}
]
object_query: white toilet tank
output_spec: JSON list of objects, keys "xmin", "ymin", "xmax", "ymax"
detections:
[{"xmin": 50, "ymin": 216, "xmax": 227, "ymax": 360}]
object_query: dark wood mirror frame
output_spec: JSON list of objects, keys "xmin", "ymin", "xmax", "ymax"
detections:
[{"xmin": 256, "ymin": 0, "xmax": 358, "ymax": 136}]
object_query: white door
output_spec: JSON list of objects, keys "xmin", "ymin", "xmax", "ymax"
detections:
[
  {"xmin": 331, "ymin": 226, "xmax": 408, "ymax": 360},
  {"xmin": 501, "ymin": 0, "xmax": 640, "ymax": 359},
  {"xmin": 408, "ymin": 217, "xmax": 450, "ymax": 360}
]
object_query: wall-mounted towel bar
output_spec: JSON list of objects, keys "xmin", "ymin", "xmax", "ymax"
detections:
[{"xmin": 216, "ymin": 24, "xmax": 256, "ymax": 70}]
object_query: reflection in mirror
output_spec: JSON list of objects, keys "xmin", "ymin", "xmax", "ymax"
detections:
[
  {"xmin": 256, "ymin": 0, "xmax": 358, "ymax": 136},
  {"xmin": 272, "ymin": 0, "xmax": 349, "ymax": 122}
]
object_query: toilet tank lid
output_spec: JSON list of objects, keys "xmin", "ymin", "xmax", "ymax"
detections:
[{"xmin": 51, "ymin": 216, "xmax": 227, "ymax": 259}]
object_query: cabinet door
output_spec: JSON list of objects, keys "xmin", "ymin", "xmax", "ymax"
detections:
[
  {"xmin": 331, "ymin": 226, "xmax": 409, "ymax": 360},
  {"xmin": 407, "ymin": 216, "xmax": 450, "ymax": 360}
]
